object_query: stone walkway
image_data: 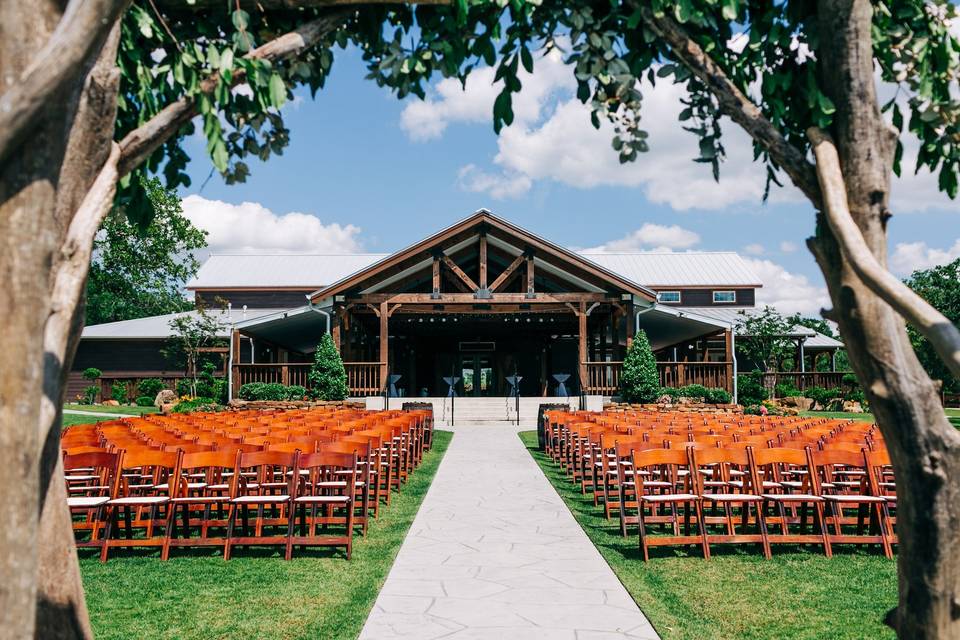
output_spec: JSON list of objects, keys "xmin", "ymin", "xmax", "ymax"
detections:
[
  {"xmin": 63, "ymin": 408, "xmax": 137, "ymax": 418},
  {"xmin": 359, "ymin": 422, "xmax": 659, "ymax": 640}
]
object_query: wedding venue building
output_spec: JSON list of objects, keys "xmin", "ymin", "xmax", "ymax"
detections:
[{"xmin": 72, "ymin": 210, "xmax": 843, "ymax": 402}]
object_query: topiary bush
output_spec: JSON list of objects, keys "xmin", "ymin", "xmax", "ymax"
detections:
[
  {"xmin": 620, "ymin": 330, "xmax": 661, "ymax": 404},
  {"xmin": 737, "ymin": 371, "xmax": 769, "ymax": 407},
  {"xmin": 137, "ymin": 378, "xmax": 165, "ymax": 398},
  {"xmin": 135, "ymin": 395, "xmax": 155, "ymax": 407},
  {"xmin": 309, "ymin": 333, "xmax": 349, "ymax": 401},
  {"xmin": 238, "ymin": 382, "xmax": 300, "ymax": 401},
  {"xmin": 704, "ymin": 387, "xmax": 732, "ymax": 404},
  {"xmin": 286, "ymin": 385, "xmax": 307, "ymax": 400}
]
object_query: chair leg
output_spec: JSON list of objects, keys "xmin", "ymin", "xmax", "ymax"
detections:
[
  {"xmin": 224, "ymin": 504, "xmax": 237, "ymax": 561},
  {"xmin": 695, "ymin": 500, "xmax": 711, "ymax": 560}
]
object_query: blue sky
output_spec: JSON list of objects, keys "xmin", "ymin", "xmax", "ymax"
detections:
[{"xmin": 178, "ymin": 46, "xmax": 958, "ymax": 317}]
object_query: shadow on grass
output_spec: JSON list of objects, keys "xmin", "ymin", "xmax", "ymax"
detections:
[
  {"xmin": 519, "ymin": 430, "xmax": 897, "ymax": 640},
  {"xmin": 80, "ymin": 430, "xmax": 453, "ymax": 640}
]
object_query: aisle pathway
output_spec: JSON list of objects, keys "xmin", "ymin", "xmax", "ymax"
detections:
[{"xmin": 359, "ymin": 422, "xmax": 659, "ymax": 640}]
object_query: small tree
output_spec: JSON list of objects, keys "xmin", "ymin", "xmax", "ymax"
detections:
[
  {"xmin": 620, "ymin": 330, "xmax": 661, "ymax": 404},
  {"xmin": 165, "ymin": 304, "xmax": 226, "ymax": 397},
  {"xmin": 309, "ymin": 334, "xmax": 349, "ymax": 401},
  {"xmin": 735, "ymin": 307, "xmax": 797, "ymax": 372},
  {"xmin": 81, "ymin": 368, "xmax": 102, "ymax": 404}
]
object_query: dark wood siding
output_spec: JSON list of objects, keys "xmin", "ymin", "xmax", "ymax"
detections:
[
  {"xmin": 73, "ymin": 339, "xmax": 176, "ymax": 372},
  {"xmin": 194, "ymin": 289, "xmax": 313, "ymax": 309},
  {"xmin": 653, "ymin": 288, "xmax": 756, "ymax": 307}
]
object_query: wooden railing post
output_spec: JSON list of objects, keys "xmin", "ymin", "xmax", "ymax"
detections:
[{"xmin": 281, "ymin": 364, "xmax": 289, "ymax": 386}]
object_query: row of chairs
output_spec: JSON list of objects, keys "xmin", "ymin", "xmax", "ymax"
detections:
[
  {"xmin": 63, "ymin": 407, "xmax": 433, "ymax": 561},
  {"xmin": 543, "ymin": 410, "xmax": 896, "ymax": 560}
]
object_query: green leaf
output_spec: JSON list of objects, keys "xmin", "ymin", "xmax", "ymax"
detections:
[
  {"xmin": 520, "ymin": 46, "xmax": 533, "ymax": 74},
  {"xmin": 268, "ymin": 73, "xmax": 287, "ymax": 108},
  {"xmin": 231, "ymin": 9, "xmax": 250, "ymax": 32}
]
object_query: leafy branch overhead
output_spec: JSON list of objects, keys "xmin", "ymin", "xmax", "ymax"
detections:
[{"xmin": 117, "ymin": 0, "xmax": 959, "ymax": 230}]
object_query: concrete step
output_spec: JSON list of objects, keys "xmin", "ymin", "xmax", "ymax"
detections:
[{"xmin": 365, "ymin": 396, "xmax": 587, "ymax": 426}]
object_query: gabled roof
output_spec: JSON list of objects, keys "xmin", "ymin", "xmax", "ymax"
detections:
[
  {"xmin": 582, "ymin": 252, "xmax": 762, "ymax": 288},
  {"xmin": 309, "ymin": 210, "xmax": 657, "ymax": 302},
  {"xmin": 81, "ymin": 308, "xmax": 276, "ymax": 339},
  {"xmin": 186, "ymin": 253, "xmax": 388, "ymax": 290}
]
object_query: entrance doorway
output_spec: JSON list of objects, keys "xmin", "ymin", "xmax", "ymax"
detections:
[{"xmin": 459, "ymin": 354, "xmax": 495, "ymax": 397}]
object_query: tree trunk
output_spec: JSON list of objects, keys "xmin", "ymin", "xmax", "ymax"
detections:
[
  {"xmin": 0, "ymin": 3, "xmax": 121, "ymax": 638},
  {"xmin": 811, "ymin": 2, "xmax": 960, "ymax": 637}
]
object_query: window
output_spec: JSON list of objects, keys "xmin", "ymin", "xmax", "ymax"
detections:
[
  {"xmin": 713, "ymin": 290, "xmax": 737, "ymax": 303},
  {"xmin": 657, "ymin": 290, "xmax": 681, "ymax": 304}
]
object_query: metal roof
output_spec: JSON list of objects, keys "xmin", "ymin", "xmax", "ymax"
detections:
[
  {"xmin": 81, "ymin": 308, "xmax": 276, "ymax": 339},
  {"xmin": 188, "ymin": 251, "xmax": 761, "ymax": 290},
  {"xmin": 581, "ymin": 252, "xmax": 762, "ymax": 287},
  {"xmin": 186, "ymin": 254, "xmax": 389, "ymax": 289},
  {"xmin": 682, "ymin": 306, "xmax": 843, "ymax": 348}
]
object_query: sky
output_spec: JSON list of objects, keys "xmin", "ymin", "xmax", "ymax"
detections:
[{"xmin": 177, "ymin": 44, "xmax": 959, "ymax": 318}]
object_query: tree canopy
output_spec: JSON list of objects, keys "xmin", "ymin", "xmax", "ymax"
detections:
[
  {"xmin": 905, "ymin": 257, "xmax": 960, "ymax": 393},
  {"xmin": 86, "ymin": 177, "xmax": 206, "ymax": 325}
]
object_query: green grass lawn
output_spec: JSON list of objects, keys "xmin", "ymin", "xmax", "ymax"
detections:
[
  {"xmin": 79, "ymin": 430, "xmax": 452, "ymax": 640},
  {"xmin": 65, "ymin": 403, "xmax": 159, "ymax": 415},
  {"xmin": 519, "ymin": 430, "xmax": 897, "ymax": 640},
  {"xmin": 802, "ymin": 409, "xmax": 960, "ymax": 429}
]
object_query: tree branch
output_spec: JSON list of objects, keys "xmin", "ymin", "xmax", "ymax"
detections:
[
  {"xmin": 808, "ymin": 126, "xmax": 960, "ymax": 381},
  {"xmin": 638, "ymin": 6, "xmax": 823, "ymax": 210},
  {"xmin": 117, "ymin": 8, "xmax": 352, "ymax": 177},
  {"xmin": 156, "ymin": 0, "xmax": 448, "ymax": 9},
  {"xmin": 0, "ymin": 0, "xmax": 129, "ymax": 167},
  {"xmin": 42, "ymin": 142, "xmax": 121, "ymax": 388}
]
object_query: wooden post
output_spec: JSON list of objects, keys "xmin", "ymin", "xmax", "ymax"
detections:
[
  {"xmin": 479, "ymin": 233, "xmax": 488, "ymax": 290},
  {"xmin": 525, "ymin": 252, "xmax": 536, "ymax": 298},
  {"xmin": 431, "ymin": 254, "xmax": 441, "ymax": 299},
  {"xmin": 578, "ymin": 300, "xmax": 588, "ymax": 392},
  {"xmin": 625, "ymin": 302, "xmax": 635, "ymax": 352},
  {"xmin": 379, "ymin": 301, "xmax": 389, "ymax": 392},
  {"xmin": 724, "ymin": 328, "xmax": 734, "ymax": 394},
  {"xmin": 231, "ymin": 329, "xmax": 241, "ymax": 399},
  {"xmin": 331, "ymin": 307, "xmax": 342, "ymax": 354}
]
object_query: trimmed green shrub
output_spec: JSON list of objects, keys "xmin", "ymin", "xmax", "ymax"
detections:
[
  {"xmin": 286, "ymin": 385, "xmax": 307, "ymax": 400},
  {"xmin": 804, "ymin": 386, "xmax": 841, "ymax": 408},
  {"xmin": 620, "ymin": 330, "xmax": 661, "ymax": 404},
  {"xmin": 309, "ymin": 333, "xmax": 349, "ymax": 401},
  {"xmin": 111, "ymin": 381, "xmax": 129, "ymax": 404},
  {"xmin": 82, "ymin": 367, "xmax": 102, "ymax": 381},
  {"xmin": 176, "ymin": 378, "xmax": 192, "ymax": 397},
  {"xmin": 135, "ymin": 396, "xmax": 155, "ymax": 407},
  {"xmin": 172, "ymin": 397, "xmax": 220, "ymax": 413},
  {"xmin": 137, "ymin": 378, "xmax": 165, "ymax": 398},
  {"xmin": 737, "ymin": 371, "xmax": 768, "ymax": 407},
  {"xmin": 774, "ymin": 382, "xmax": 803, "ymax": 399},
  {"xmin": 82, "ymin": 385, "xmax": 99, "ymax": 405},
  {"xmin": 660, "ymin": 385, "xmax": 732, "ymax": 404},
  {"xmin": 239, "ymin": 382, "xmax": 289, "ymax": 401}
]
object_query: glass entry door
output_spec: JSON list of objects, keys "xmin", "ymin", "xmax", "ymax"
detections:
[{"xmin": 460, "ymin": 354, "xmax": 495, "ymax": 397}]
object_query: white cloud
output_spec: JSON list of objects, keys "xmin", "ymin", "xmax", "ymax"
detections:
[
  {"xmin": 779, "ymin": 240, "xmax": 799, "ymax": 254},
  {"xmin": 456, "ymin": 164, "xmax": 532, "ymax": 200},
  {"xmin": 890, "ymin": 238, "xmax": 960, "ymax": 275},
  {"xmin": 580, "ymin": 223, "xmax": 701, "ymax": 253},
  {"xmin": 743, "ymin": 243, "xmax": 765, "ymax": 256},
  {"xmin": 745, "ymin": 257, "xmax": 832, "ymax": 317},
  {"xmin": 400, "ymin": 48, "xmax": 572, "ymax": 142},
  {"xmin": 181, "ymin": 195, "xmax": 363, "ymax": 254}
]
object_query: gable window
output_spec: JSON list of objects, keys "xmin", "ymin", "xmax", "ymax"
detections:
[
  {"xmin": 657, "ymin": 290, "xmax": 681, "ymax": 304},
  {"xmin": 713, "ymin": 290, "xmax": 737, "ymax": 304}
]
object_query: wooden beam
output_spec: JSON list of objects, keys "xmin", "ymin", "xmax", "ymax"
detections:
[
  {"xmin": 479, "ymin": 233, "xmax": 488, "ymax": 289},
  {"xmin": 725, "ymin": 328, "xmax": 734, "ymax": 394},
  {"xmin": 441, "ymin": 254, "xmax": 479, "ymax": 292},
  {"xmin": 331, "ymin": 308, "xmax": 342, "ymax": 354},
  {"xmin": 366, "ymin": 303, "xmax": 381, "ymax": 318},
  {"xmin": 351, "ymin": 292, "xmax": 618, "ymax": 304},
  {"xmin": 443, "ymin": 268, "xmax": 471, "ymax": 293},
  {"xmin": 432, "ymin": 255, "xmax": 441, "ymax": 298},
  {"xmin": 387, "ymin": 303, "xmax": 403, "ymax": 317},
  {"xmin": 230, "ymin": 329, "xmax": 241, "ymax": 398},
  {"xmin": 489, "ymin": 254, "xmax": 527, "ymax": 292}
]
